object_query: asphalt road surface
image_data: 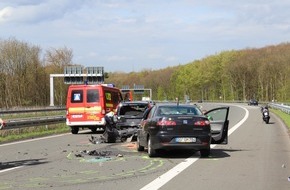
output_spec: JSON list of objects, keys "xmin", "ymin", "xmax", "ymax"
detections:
[{"xmin": 0, "ymin": 103, "xmax": 290, "ymax": 190}]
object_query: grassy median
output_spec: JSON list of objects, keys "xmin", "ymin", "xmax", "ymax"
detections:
[
  {"xmin": 271, "ymin": 109, "xmax": 290, "ymax": 129},
  {"xmin": 0, "ymin": 123, "xmax": 70, "ymax": 144}
]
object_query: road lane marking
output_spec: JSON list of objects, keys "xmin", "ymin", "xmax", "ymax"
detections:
[
  {"xmin": 0, "ymin": 166, "xmax": 24, "ymax": 173},
  {"xmin": 140, "ymin": 105, "xmax": 249, "ymax": 190},
  {"xmin": 0, "ymin": 133, "xmax": 70, "ymax": 147},
  {"xmin": 0, "ymin": 129, "xmax": 95, "ymax": 147}
]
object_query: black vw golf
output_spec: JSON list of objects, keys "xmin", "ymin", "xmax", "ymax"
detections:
[{"xmin": 136, "ymin": 103, "xmax": 229, "ymax": 157}]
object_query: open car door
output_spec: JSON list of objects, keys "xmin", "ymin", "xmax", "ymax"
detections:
[{"xmin": 205, "ymin": 106, "xmax": 229, "ymax": 144}]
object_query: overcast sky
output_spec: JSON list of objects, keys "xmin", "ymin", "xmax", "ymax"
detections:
[{"xmin": 1, "ymin": 0, "xmax": 290, "ymax": 72}]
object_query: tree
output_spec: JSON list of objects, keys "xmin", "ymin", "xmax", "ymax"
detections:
[{"xmin": 45, "ymin": 47, "xmax": 73, "ymax": 106}]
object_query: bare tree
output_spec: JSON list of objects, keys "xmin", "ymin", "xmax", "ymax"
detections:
[{"xmin": 45, "ymin": 47, "xmax": 73, "ymax": 106}]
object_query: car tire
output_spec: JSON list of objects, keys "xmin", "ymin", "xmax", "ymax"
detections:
[
  {"xmin": 137, "ymin": 136, "xmax": 144, "ymax": 151},
  {"xmin": 200, "ymin": 148, "xmax": 210, "ymax": 157},
  {"xmin": 148, "ymin": 137, "xmax": 157, "ymax": 157},
  {"xmin": 91, "ymin": 128, "xmax": 97, "ymax": 134},
  {"xmin": 71, "ymin": 126, "xmax": 79, "ymax": 134}
]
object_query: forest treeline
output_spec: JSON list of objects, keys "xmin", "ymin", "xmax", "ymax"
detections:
[
  {"xmin": 1, "ymin": 37, "xmax": 290, "ymax": 108},
  {"xmin": 108, "ymin": 43, "xmax": 290, "ymax": 103}
]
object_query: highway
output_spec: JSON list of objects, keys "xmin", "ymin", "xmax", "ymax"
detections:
[{"xmin": 0, "ymin": 103, "xmax": 290, "ymax": 190}]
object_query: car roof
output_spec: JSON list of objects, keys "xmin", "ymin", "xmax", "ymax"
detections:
[
  {"xmin": 154, "ymin": 103, "xmax": 198, "ymax": 107},
  {"xmin": 119, "ymin": 101, "xmax": 150, "ymax": 105}
]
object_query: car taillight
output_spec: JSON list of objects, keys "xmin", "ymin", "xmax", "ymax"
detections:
[
  {"xmin": 157, "ymin": 120, "xmax": 176, "ymax": 126},
  {"xmin": 194, "ymin": 120, "xmax": 210, "ymax": 126}
]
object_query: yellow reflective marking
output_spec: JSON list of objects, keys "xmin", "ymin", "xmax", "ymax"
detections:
[
  {"xmin": 68, "ymin": 107, "xmax": 85, "ymax": 113},
  {"xmin": 106, "ymin": 103, "xmax": 113, "ymax": 108},
  {"xmin": 105, "ymin": 92, "xmax": 112, "ymax": 101},
  {"xmin": 68, "ymin": 106, "xmax": 101, "ymax": 114},
  {"xmin": 85, "ymin": 106, "xmax": 101, "ymax": 113},
  {"xmin": 87, "ymin": 115, "xmax": 100, "ymax": 120}
]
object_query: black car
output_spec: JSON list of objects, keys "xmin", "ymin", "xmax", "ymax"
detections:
[
  {"xmin": 248, "ymin": 99, "xmax": 258, "ymax": 106},
  {"xmin": 116, "ymin": 101, "xmax": 151, "ymax": 133},
  {"xmin": 136, "ymin": 103, "xmax": 229, "ymax": 157}
]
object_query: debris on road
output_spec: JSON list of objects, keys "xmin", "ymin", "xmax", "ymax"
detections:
[
  {"xmin": 89, "ymin": 130, "xmax": 137, "ymax": 145},
  {"xmin": 74, "ymin": 149, "xmax": 125, "ymax": 160},
  {"xmin": 74, "ymin": 150, "xmax": 112, "ymax": 158},
  {"xmin": 116, "ymin": 154, "xmax": 123, "ymax": 157},
  {"xmin": 80, "ymin": 150, "xmax": 111, "ymax": 157},
  {"xmin": 89, "ymin": 135, "xmax": 106, "ymax": 144},
  {"xmin": 282, "ymin": 164, "xmax": 286, "ymax": 168},
  {"xmin": 75, "ymin": 153, "xmax": 83, "ymax": 157}
]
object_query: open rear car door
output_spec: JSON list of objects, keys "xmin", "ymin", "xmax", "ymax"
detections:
[{"xmin": 205, "ymin": 107, "xmax": 230, "ymax": 144}]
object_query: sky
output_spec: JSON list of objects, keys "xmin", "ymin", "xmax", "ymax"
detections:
[{"xmin": 1, "ymin": 0, "xmax": 290, "ymax": 73}]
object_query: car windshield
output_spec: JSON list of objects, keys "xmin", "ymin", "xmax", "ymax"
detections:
[{"xmin": 157, "ymin": 106, "xmax": 202, "ymax": 116}]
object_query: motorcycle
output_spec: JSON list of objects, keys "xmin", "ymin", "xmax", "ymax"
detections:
[{"xmin": 261, "ymin": 107, "xmax": 270, "ymax": 124}]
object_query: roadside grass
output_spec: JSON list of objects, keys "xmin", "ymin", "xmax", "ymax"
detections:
[
  {"xmin": 0, "ymin": 123, "xmax": 70, "ymax": 144},
  {"xmin": 271, "ymin": 108, "xmax": 290, "ymax": 129}
]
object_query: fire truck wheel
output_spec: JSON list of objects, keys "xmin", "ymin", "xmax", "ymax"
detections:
[{"xmin": 71, "ymin": 126, "xmax": 79, "ymax": 134}]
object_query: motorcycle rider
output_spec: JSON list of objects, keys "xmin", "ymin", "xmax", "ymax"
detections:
[
  {"xmin": 261, "ymin": 105, "xmax": 270, "ymax": 123},
  {"xmin": 103, "ymin": 111, "xmax": 119, "ymax": 143},
  {"xmin": 261, "ymin": 105, "xmax": 269, "ymax": 113}
]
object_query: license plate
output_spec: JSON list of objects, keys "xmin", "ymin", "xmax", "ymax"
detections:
[{"xmin": 175, "ymin": 137, "xmax": 196, "ymax": 143}]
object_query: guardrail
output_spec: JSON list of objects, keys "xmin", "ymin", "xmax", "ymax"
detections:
[
  {"xmin": 0, "ymin": 107, "xmax": 65, "ymax": 114},
  {"xmin": 268, "ymin": 103, "xmax": 290, "ymax": 114},
  {"xmin": 3, "ymin": 116, "xmax": 66, "ymax": 130},
  {"xmin": 0, "ymin": 107, "xmax": 66, "ymax": 130}
]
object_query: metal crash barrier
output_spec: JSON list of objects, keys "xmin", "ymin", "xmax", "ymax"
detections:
[{"xmin": 268, "ymin": 103, "xmax": 290, "ymax": 114}]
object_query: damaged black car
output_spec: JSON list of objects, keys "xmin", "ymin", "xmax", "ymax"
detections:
[{"xmin": 115, "ymin": 101, "xmax": 151, "ymax": 140}]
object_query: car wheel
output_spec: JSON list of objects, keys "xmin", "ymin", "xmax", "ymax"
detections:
[
  {"xmin": 137, "ymin": 136, "xmax": 144, "ymax": 151},
  {"xmin": 200, "ymin": 148, "xmax": 210, "ymax": 157},
  {"xmin": 71, "ymin": 126, "xmax": 79, "ymax": 134},
  {"xmin": 91, "ymin": 128, "xmax": 97, "ymax": 134},
  {"xmin": 148, "ymin": 137, "xmax": 157, "ymax": 157}
]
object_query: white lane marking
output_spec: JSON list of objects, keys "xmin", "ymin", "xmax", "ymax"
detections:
[
  {"xmin": 0, "ymin": 132, "xmax": 74, "ymax": 174},
  {"xmin": 0, "ymin": 133, "xmax": 70, "ymax": 147},
  {"xmin": 140, "ymin": 105, "xmax": 249, "ymax": 190},
  {"xmin": 0, "ymin": 130, "xmax": 95, "ymax": 173},
  {"xmin": 228, "ymin": 106, "xmax": 249, "ymax": 136},
  {"xmin": 0, "ymin": 166, "xmax": 24, "ymax": 173}
]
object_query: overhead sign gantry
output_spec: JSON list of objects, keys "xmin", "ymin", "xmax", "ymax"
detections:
[
  {"xmin": 50, "ymin": 66, "xmax": 104, "ymax": 106},
  {"xmin": 120, "ymin": 84, "xmax": 152, "ymax": 100}
]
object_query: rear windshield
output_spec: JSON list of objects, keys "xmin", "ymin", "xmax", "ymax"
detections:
[
  {"xmin": 157, "ymin": 106, "xmax": 202, "ymax": 116},
  {"xmin": 119, "ymin": 104, "xmax": 149, "ymax": 116},
  {"xmin": 87, "ymin": 89, "xmax": 100, "ymax": 103}
]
